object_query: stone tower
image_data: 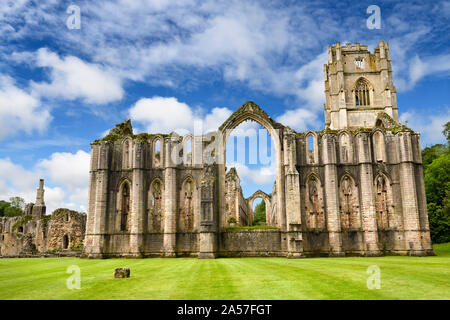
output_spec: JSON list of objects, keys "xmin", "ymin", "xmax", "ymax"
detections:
[
  {"xmin": 31, "ymin": 179, "xmax": 46, "ymax": 220},
  {"xmin": 324, "ymin": 41, "xmax": 399, "ymax": 130}
]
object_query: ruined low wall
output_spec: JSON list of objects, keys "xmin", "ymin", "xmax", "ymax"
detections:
[
  {"xmin": 218, "ymin": 230, "xmax": 287, "ymax": 257},
  {"xmin": 0, "ymin": 208, "xmax": 86, "ymax": 257}
]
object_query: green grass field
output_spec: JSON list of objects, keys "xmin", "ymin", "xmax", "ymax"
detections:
[{"xmin": 1, "ymin": 243, "xmax": 449, "ymax": 300}]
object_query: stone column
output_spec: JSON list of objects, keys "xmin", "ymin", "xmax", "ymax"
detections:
[
  {"xmin": 163, "ymin": 137, "xmax": 177, "ymax": 257},
  {"xmin": 198, "ymin": 164, "xmax": 218, "ymax": 259},
  {"xmin": 357, "ymin": 133, "xmax": 380, "ymax": 256},
  {"xmin": 129, "ymin": 141, "xmax": 146, "ymax": 257},
  {"xmin": 322, "ymin": 134, "xmax": 344, "ymax": 256},
  {"xmin": 83, "ymin": 143, "xmax": 99, "ymax": 257},
  {"xmin": 88, "ymin": 142, "xmax": 110, "ymax": 258},
  {"xmin": 398, "ymin": 132, "xmax": 424, "ymax": 255},
  {"xmin": 283, "ymin": 130, "xmax": 303, "ymax": 258}
]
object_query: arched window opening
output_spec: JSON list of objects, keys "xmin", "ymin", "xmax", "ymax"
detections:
[
  {"xmin": 179, "ymin": 179, "xmax": 194, "ymax": 231},
  {"xmin": 355, "ymin": 78, "xmax": 370, "ymax": 106},
  {"xmin": 63, "ymin": 234, "xmax": 69, "ymax": 249},
  {"xmin": 375, "ymin": 175, "xmax": 390, "ymax": 229},
  {"xmin": 373, "ymin": 131, "xmax": 385, "ymax": 162},
  {"xmin": 120, "ymin": 182, "xmax": 130, "ymax": 231},
  {"xmin": 306, "ymin": 134, "xmax": 316, "ymax": 164},
  {"xmin": 123, "ymin": 140, "xmax": 131, "ymax": 169},
  {"xmin": 252, "ymin": 198, "xmax": 266, "ymax": 226},
  {"xmin": 154, "ymin": 139, "xmax": 161, "ymax": 166},
  {"xmin": 375, "ymin": 119, "xmax": 384, "ymax": 128},
  {"xmin": 305, "ymin": 175, "xmax": 324, "ymax": 230},
  {"xmin": 339, "ymin": 175, "xmax": 360, "ymax": 229},
  {"xmin": 185, "ymin": 137, "xmax": 192, "ymax": 164},
  {"xmin": 149, "ymin": 180, "xmax": 163, "ymax": 232}
]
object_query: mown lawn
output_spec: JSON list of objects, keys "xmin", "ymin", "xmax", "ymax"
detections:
[{"xmin": 0, "ymin": 243, "xmax": 449, "ymax": 300}]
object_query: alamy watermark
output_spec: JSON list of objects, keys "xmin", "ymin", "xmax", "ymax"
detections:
[
  {"xmin": 366, "ymin": 265, "xmax": 381, "ymax": 289},
  {"xmin": 66, "ymin": 5, "xmax": 81, "ymax": 30},
  {"xmin": 366, "ymin": 5, "xmax": 381, "ymax": 29},
  {"xmin": 66, "ymin": 265, "xmax": 81, "ymax": 290}
]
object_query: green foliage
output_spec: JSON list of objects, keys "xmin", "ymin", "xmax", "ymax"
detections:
[
  {"xmin": 422, "ymin": 144, "xmax": 447, "ymax": 171},
  {"xmin": 443, "ymin": 121, "xmax": 450, "ymax": 143},
  {"xmin": 12, "ymin": 215, "xmax": 32, "ymax": 232},
  {"xmin": 227, "ymin": 217, "xmax": 237, "ymax": 224},
  {"xmin": 253, "ymin": 200, "xmax": 266, "ymax": 225},
  {"xmin": 0, "ymin": 201, "xmax": 10, "ymax": 217},
  {"xmin": 4, "ymin": 206, "xmax": 23, "ymax": 217},
  {"xmin": 0, "ymin": 197, "xmax": 25, "ymax": 217},
  {"xmin": 41, "ymin": 215, "xmax": 51, "ymax": 232},
  {"xmin": 9, "ymin": 196, "xmax": 25, "ymax": 209},
  {"xmin": 423, "ymin": 121, "xmax": 450, "ymax": 244},
  {"xmin": 70, "ymin": 242, "xmax": 84, "ymax": 251}
]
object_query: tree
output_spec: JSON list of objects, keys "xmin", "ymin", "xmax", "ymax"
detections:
[
  {"xmin": 9, "ymin": 196, "xmax": 25, "ymax": 210},
  {"xmin": 253, "ymin": 200, "xmax": 266, "ymax": 225},
  {"xmin": 423, "ymin": 121, "xmax": 450, "ymax": 243},
  {"xmin": 443, "ymin": 121, "xmax": 450, "ymax": 144},
  {"xmin": 0, "ymin": 197, "xmax": 25, "ymax": 217},
  {"xmin": 3, "ymin": 206, "xmax": 22, "ymax": 217},
  {"xmin": 422, "ymin": 144, "xmax": 446, "ymax": 171},
  {"xmin": 0, "ymin": 201, "xmax": 10, "ymax": 217}
]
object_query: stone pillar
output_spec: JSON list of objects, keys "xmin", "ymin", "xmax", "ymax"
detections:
[
  {"xmin": 357, "ymin": 133, "xmax": 380, "ymax": 255},
  {"xmin": 31, "ymin": 179, "xmax": 46, "ymax": 220},
  {"xmin": 87, "ymin": 141, "xmax": 111, "ymax": 258},
  {"xmin": 398, "ymin": 132, "xmax": 424, "ymax": 255},
  {"xmin": 83, "ymin": 144, "xmax": 98, "ymax": 257},
  {"xmin": 129, "ymin": 141, "xmax": 146, "ymax": 257},
  {"xmin": 163, "ymin": 137, "xmax": 177, "ymax": 257},
  {"xmin": 198, "ymin": 164, "xmax": 218, "ymax": 259},
  {"xmin": 322, "ymin": 134, "xmax": 344, "ymax": 256},
  {"xmin": 283, "ymin": 130, "xmax": 303, "ymax": 258}
]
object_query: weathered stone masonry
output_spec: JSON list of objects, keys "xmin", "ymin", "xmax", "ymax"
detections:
[
  {"xmin": 0, "ymin": 180, "xmax": 86, "ymax": 257},
  {"xmin": 83, "ymin": 41, "xmax": 434, "ymax": 258}
]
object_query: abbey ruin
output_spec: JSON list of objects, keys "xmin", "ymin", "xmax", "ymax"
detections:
[
  {"xmin": 0, "ymin": 41, "xmax": 435, "ymax": 259},
  {"xmin": 0, "ymin": 180, "xmax": 86, "ymax": 257},
  {"xmin": 83, "ymin": 41, "xmax": 434, "ymax": 259}
]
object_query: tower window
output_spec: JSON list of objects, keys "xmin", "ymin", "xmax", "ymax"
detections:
[{"xmin": 355, "ymin": 79, "xmax": 370, "ymax": 106}]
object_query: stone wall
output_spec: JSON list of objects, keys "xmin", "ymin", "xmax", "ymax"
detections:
[
  {"xmin": 83, "ymin": 41, "xmax": 434, "ymax": 259},
  {"xmin": 0, "ymin": 208, "xmax": 86, "ymax": 257}
]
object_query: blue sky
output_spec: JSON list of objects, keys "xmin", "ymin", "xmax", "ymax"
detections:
[{"xmin": 0, "ymin": 0, "xmax": 449, "ymax": 213}]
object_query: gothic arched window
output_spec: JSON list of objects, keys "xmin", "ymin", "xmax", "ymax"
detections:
[
  {"xmin": 355, "ymin": 78, "xmax": 371, "ymax": 106},
  {"xmin": 120, "ymin": 182, "xmax": 130, "ymax": 231},
  {"xmin": 153, "ymin": 138, "xmax": 162, "ymax": 167}
]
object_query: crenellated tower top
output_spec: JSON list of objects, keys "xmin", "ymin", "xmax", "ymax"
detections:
[{"xmin": 323, "ymin": 41, "xmax": 399, "ymax": 130}]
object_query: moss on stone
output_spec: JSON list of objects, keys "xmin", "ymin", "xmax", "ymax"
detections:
[{"xmin": 12, "ymin": 214, "xmax": 32, "ymax": 232}]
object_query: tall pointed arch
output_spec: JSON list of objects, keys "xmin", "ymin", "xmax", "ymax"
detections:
[
  {"xmin": 304, "ymin": 173, "xmax": 325, "ymax": 230},
  {"xmin": 148, "ymin": 178, "xmax": 164, "ymax": 232},
  {"xmin": 339, "ymin": 173, "xmax": 361, "ymax": 229},
  {"xmin": 178, "ymin": 177, "xmax": 195, "ymax": 232},
  {"xmin": 117, "ymin": 179, "xmax": 132, "ymax": 232},
  {"xmin": 218, "ymin": 101, "xmax": 286, "ymax": 230},
  {"xmin": 353, "ymin": 77, "xmax": 373, "ymax": 107}
]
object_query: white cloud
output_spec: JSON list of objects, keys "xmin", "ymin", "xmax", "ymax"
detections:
[
  {"xmin": 407, "ymin": 54, "xmax": 450, "ymax": 89},
  {"xmin": 129, "ymin": 96, "xmax": 232, "ymax": 134},
  {"xmin": 0, "ymin": 150, "xmax": 90, "ymax": 214},
  {"xmin": 31, "ymin": 48, "xmax": 124, "ymax": 104},
  {"xmin": 400, "ymin": 108, "xmax": 450, "ymax": 146},
  {"xmin": 276, "ymin": 108, "xmax": 321, "ymax": 132},
  {"xmin": 37, "ymin": 150, "xmax": 90, "ymax": 189},
  {"xmin": 229, "ymin": 162, "xmax": 275, "ymax": 186},
  {"xmin": 0, "ymin": 74, "xmax": 51, "ymax": 140}
]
